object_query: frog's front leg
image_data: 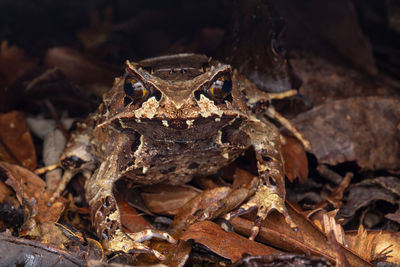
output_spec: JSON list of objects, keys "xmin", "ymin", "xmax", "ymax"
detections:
[
  {"xmin": 225, "ymin": 118, "xmax": 297, "ymax": 240},
  {"xmin": 86, "ymin": 154, "xmax": 175, "ymax": 260}
]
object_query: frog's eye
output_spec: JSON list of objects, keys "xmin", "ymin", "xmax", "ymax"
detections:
[
  {"xmin": 206, "ymin": 77, "xmax": 232, "ymax": 101},
  {"xmin": 124, "ymin": 77, "xmax": 150, "ymax": 104},
  {"xmin": 61, "ymin": 155, "xmax": 85, "ymax": 169}
]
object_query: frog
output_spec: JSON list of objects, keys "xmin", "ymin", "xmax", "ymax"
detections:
[{"xmin": 50, "ymin": 53, "xmax": 309, "ymax": 260}]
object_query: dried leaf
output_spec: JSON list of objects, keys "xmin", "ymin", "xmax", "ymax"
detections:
[
  {"xmin": 181, "ymin": 221, "xmax": 279, "ymax": 263},
  {"xmin": 326, "ymin": 172, "xmax": 353, "ymax": 208},
  {"xmin": 231, "ymin": 166, "xmax": 257, "ymax": 189},
  {"xmin": 272, "ymin": 0, "xmax": 377, "ymax": 75},
  {"xmin": 0, "ymin": 41, "xmax": 36, "ymax": 85},
  {"xmin": 116, "ymin": 194, "xmax": 151, "ymax": 233},
  {"xmin": 77, "ymin": 8, "xmax": 113, "ymax": 49},
  {"xmin": 15, "ymin": 68, "xmax": 96, "ymax": 116},
  {"xmin": 282, "ymin": 135, "xmax": 309, "ymax": 183},
  {"xmin": 339, "ymin": 177, "xmax": 400, "ymax": 221},
  {"xmin": 292, "ymin": 97, "xmax": 400, "ymax": 170},
  {"xmin": 346, "ymin": 227, "xmax": 400, "ymax": 264},
  {"xmin": 140, "ymin": 184, "xmax": 201, "ymax": 215},
  {"xmin": 0, "ymin": 181, "xmax": 23, "ymax": 229},
  {"xmin": 230, "ymin": 202, "xmax": 373, "ymax": 266},
  {"xmin": 171, "ymin": 187, "xmax": 231, "ymax": 236},
  {"xmin": 0, "ymin": 162, "xmax": 67, "ymax": 223},
  {"xmin": 232, "ymin": 254, "xmax": 331, "ymax": 267},
  {"xmin": 0, "ymin": 111, "xmax": 36, "ymax": 170},
  {"xmin": 44, "ymin": 46, "xmax": 115, "ymax": 92},
  {"xmin": 220, "ymin": 0, "xmax": 295, "ymax": 93}
]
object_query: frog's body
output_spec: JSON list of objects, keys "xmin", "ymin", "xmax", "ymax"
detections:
[{"xmin": 55, "ymin": 54, "xmax": 299, "ymax": 260}]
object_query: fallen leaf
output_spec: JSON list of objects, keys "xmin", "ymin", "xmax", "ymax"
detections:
[
  {"xmin": 17, "ymin": 67, "xmax": 97, "ymax": 116},
  {"xmin": 181, "ymin": 221, "xmax": 279, "ymax": 263},
  {"xmin": 0, "ymin": 181, "xmax": 23, "ymax": 230},
  {"xmin": 0, "ymin": 111, "xmax": 36, "ymax": 170},
  {"xmin": 230, "ymin": 202, "xmax": 373, "ymax": 266},
  {"xmin": 326, "ymin": 172, "xmax": 353, "ymax": 208},
  {"xmin": 116, "ymin": 193, "xmax": 151, "ymax": 233},
  {"xmin": 0, "ymin": 162, "xmax": 67, "ymax": 223},
  {"xmin": 0, "ymin": 41, "xmax": 36, "ymax": 85},
  {"xmin": 346, "ymin": 227, "xmax": 400, "ymax": 264},
  {"xmin": 220, "ymin": 0, "xmax": 295, "ymax": 93},
  {"xmin": 44, "ymin": 46, "xmax": 116, "ymax": 92},
  {"xmin": 272, "ymin": 0, "xmax": 377, "ymax": 75},
  {"xmin": 292, "ymin": 97, "xmax": 400, "ymax": 170},
  {"xmin": 140, "ymin": 184, "xmax": 201, "ymax": 215},
  {"xmin": 339, "ymin": 176, "xmax": 400, "ymax": 224},
  {"xmin": 289, "ymin": 51, "xmax": 396, "ymax": 110},
  {"xmin": 282, "ymin": 135, "xmax": 308, "ymax": 183},
  {"xmin": 77, "ymin": 7, "xmax": 113, "ymax": 49},
  {"xmin": 232, "ymin": 254, "xmax": 331, "ymax": 267},
  {"xmin": 171, "ymin": 187, "xmax": 231, "ymax": 237}
]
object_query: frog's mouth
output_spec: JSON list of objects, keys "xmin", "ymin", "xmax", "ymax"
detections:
[{"xmin": 114, "ymin": 115, "xmax": 244, "ymax": 143}]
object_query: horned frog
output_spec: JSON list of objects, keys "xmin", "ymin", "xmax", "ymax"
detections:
[{"xmin": 51, "ymin": 53, "xmax": 309, "ymax": 260}]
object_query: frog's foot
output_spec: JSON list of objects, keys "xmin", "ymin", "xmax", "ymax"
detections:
[
  {"xmin": 224, "ymin": 182, "xmax": 297, "ymax": 240},
  {"xmin": 104, "ymin": 229, "xmax": 176, "ymax": 260}
]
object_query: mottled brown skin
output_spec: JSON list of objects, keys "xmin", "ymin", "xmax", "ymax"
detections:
[{"xmin": 55, "ymin": 54, "xmax": 297, "ymax": 260}]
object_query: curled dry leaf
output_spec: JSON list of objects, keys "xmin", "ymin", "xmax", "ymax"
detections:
[
  {"xmin": 0, "ymin": 162, "xmax": 67, "ymax": 223},
  {"xmin": 281, "ymin": 135, "xmax": 308, "ymax": 183},
  {"xmin": 26, "ymin": 222, "xmax": 104, "ymax": 262},
  {"xmin": 88, "ymin": 259, "xmax": 168, "ymax": 267},
  {"xmin": 221, "ymin": 0, "xmax": 294, "ymax": 93},
  {"xmin": 140, "ymin": 184, "xmax": 202, "ymax": 215},
  {"xmin": 272, "ymin": 0, "xmax": 377, "ymax": 75},
  {"xmin": 230, "ymin": 202, "xmax": 373, "ymax": 266},
  {"xmin": 232, "ymin": 253, "xmax": 331, "ymax": 267},
  {"xmin": 0, "ymin": 180, "xmax": 23, "ymax": 230},
  {"xmin": 115, "ymin": 194, "xmax": 151, "ymax": 233},
  {"xmin": 0, "ymin": 111, "xmax": 36, "ymax": 170},
  {"xmin": 292, "ymin": 97, "xmax": 400, "ymax": 170},
  {"xmin": 346, "ymin": 226, "xmax": 400, "ymax": 264},
  {"xmin": 170, "ymin": 187, "xmax": 232, "ymax": 237},
  {"xmin": 44, "ymin": 46, "xmax": 116, "ymax": 92},
  {"xmin": 326, "ymin": 172, "xmax": 353, "ymax": 209},
  {"xmin": 0, "ymin": 41, "xmax": 36, "ymax": 85},
  {"xmin": 77, "ymin": 7, "xmax": 113, "ymax": 49},
  {"xmin": 181, "ymin": 221, "xmax": 279, "ymax": 263},
  {"xmin": 339, "ymin": 176, "xmax": 400, "ymax": 223}
]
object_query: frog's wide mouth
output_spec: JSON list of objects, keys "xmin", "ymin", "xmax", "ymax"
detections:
[{"xmin": 114, "ymin": 115, "xmax": 244, "ymax": 142}]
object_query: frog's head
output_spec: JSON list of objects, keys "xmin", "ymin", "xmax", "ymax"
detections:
[{"xmin": 104, "ymin": 54, "xmax": 248, "ymax": 142}]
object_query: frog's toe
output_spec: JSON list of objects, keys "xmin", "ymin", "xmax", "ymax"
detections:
[
  {"xmin": 105, "ymin": 229, "xmax": 175, "ymax": 260},
  {"xmin": 224, "ymin": 184, "xmax": 297, "ymax": 240},
  {"xmin": 127, "ymin": 229, "xmax": 176, "ymax": 244},
  {"xmin": 127, "ymin": 241, "xmax": 166, "ymax": 260}
]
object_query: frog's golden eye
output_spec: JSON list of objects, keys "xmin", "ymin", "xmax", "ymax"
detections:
[
  {"xmin": 206, "ymin": 77, "xmax": 232, "ymax": 101},
  {"xmin": 124, "ymin": 77, "xmax": 150, "ymax": 104}
]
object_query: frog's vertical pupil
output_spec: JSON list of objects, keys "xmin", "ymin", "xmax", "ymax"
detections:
[{"xmin": 222, "ymin": 80, "xmax": 232, "ymax": 93}]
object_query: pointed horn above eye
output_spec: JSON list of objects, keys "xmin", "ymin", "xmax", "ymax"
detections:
[{"xmin": 125, "ymin": 60, "xmax": 137, "ymax": 70}]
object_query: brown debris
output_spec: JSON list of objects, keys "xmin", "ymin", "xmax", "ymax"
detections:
[
  {"xmin": 0, "ymin": 111, "xmax": 37, "ymax": 170},
  {"xmin": 0, "ymin": 162, "xmax": 67, "ymax": 224},
  {"xmin": 292, "ymin": 97, "xmax": 400, "ymax": 170},
  {"xmin": 282, "ymin": 135, "xmax": 309, "ymax": 183},
  {"xmin": 181, "ymin": 221, "xmax": 279, "ymax": 263}
]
